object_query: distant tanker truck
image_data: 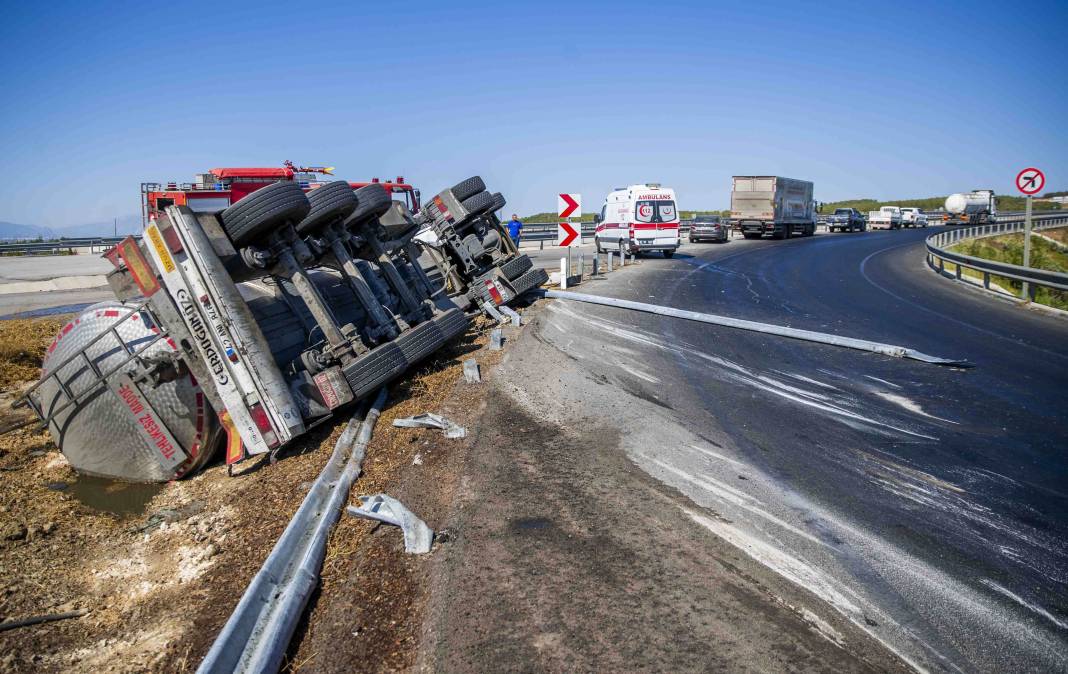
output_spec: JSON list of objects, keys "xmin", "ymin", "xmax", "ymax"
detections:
[{"xmin": 943, "ymin": 189, "xmax": 997, "ymax": 225}]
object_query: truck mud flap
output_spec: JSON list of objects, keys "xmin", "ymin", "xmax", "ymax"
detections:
[{"xmin": 342, "ymin": 308, "xmax": 469, "ymax": 399}]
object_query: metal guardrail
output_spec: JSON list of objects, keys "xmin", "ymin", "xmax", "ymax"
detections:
[
  {"xmin": 925, "ymin": 215, "xmax": 1068, "ymax": 296},
  {"xmin": 0, "ymin": 236, "xmax": 135, "ymax": 256}
]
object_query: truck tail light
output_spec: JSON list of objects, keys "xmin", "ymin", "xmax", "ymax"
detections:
[{"xmin": 249, "ymin": 402, "xmax": 280, "ymax": 448}]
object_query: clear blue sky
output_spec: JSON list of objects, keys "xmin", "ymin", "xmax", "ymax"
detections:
[{"xmin": 1, "ymin": 0, "xmax": 1065, "ymax": 227}]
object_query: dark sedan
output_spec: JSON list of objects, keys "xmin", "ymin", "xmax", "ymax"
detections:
[{"xmin": 688, "ymin": 215, "xmax": 729, "ymax": 243}]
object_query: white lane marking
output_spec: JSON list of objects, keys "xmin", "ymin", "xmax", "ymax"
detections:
[
  {"xmin": 859, "ymin": 243, "xmax": 1068, "ymax": 363},
  {"xmin": 864, "ymin": 375, "xmax": 902, "ymax": 389},
  {"xmin": 872, "ymin": 391, "xmax": 959, "ymax": 425},
  {"xmin": 979, "ymin": 579, "xmax": 1068, "ymax": 631}
]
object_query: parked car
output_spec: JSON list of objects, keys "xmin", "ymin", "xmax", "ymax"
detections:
[
  {"xmin": 900, "ymin": 207, "xmax": 928, "ymax": 228},
  {"xmin": 825, "ymin": 208, "xmax": 866, "ymax": 233},
  {"xmin": 689, "ymin": 215, "xmax": 729, "ymax": 243}
]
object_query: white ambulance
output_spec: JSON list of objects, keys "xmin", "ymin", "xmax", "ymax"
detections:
[{"xmin": 593, "ymin": 183, "xmax": 680, "ymax": 258}]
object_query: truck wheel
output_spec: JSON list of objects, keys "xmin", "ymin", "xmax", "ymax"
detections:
[
  {"xmin": 296, "ymin": 180, "xmax": 357, "ymax": 234},
  {"xmin": 663, "ymin": 250, "xmax": 675, "ymax": 259},
  {"xmin": 489, "ymin": 192, "xmax": 507, "ymax": 213},
  {"xmin": 345, "ymin": 183, "xmax": 392, "ymax": 227},
  {"xmin": 450, "ymin": 176, "xmax": 486, "ymax": 202},
  {"xmin": 595, "ymin": 236, "xmax": 603, "ymax": 254},
  {"xmin": 499, "ymin": 254, "xmax": 533, "ymax": 281},
  {"xmin": 220, "ymin": 181, "xmax": 311, "ymax": 246},
  {"xmin": 509, "ymin": 267, "xmax": 550, "ymax": 296},
  {"xmin": 461, "ymin": 191, "xmax": 496, "ymax": 218}
]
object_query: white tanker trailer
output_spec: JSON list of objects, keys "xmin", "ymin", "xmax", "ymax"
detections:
[{"xmin": 943, "ymin": 190, "xmax": 997, "ymax": 225}]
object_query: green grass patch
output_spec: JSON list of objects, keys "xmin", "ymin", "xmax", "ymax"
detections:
[{"xmin": 947, "ymin": 232, "xmax": 1068, "ymax": 310}]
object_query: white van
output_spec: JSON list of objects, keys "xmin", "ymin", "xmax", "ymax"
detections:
[{"xmin": 593, "ymin": 184, "xmax": 680, "ymax": 258}]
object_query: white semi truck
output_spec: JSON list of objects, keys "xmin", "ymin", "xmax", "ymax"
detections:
[
  {"xmin": 730, "ymin": 176, "xmax": 816, "ymax": 239},
  {"xmin": 943, "ymin": 190, "xmax": 997, "ymax": 225}
]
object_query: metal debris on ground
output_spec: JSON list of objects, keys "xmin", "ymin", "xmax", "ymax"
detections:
[
  {"xmin": 392, "ymin": 413, "xmax": 467, "ymax": 438},
  {"xmin": 463, "ymin": 359, "xmax": 481, "ymax": 384},
  {"xmin": 345, "ymin": 494, "xmax": 435, "ymax": 554},
  {"xmin": 499, "ymin": 305, "xmax": 522, "ymax": 327},
  {"xmin": 490, "ymin": 328, "xmax": 504, "ymax": 350}
]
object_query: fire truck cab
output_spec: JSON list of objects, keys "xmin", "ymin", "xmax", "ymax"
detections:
[
  {"xmin": 142, "ymin": 163, "xmax": 420, "ymax": 225},
  {"xmin": 593, "ymin": 184, "xmax": 680, "ymax": 258}
]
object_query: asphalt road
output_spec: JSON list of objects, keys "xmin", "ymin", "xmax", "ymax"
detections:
[{"xmin": 522, "ymin": 227, "xmax": 1068, "ymax": 672}]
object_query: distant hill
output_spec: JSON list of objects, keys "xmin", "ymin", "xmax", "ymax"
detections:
[
  {"xmin": 51, "ymin": 215, "xmax": 143, "ymax": 238},
  {"xmin": 0, "ymin": 214, "xmax": 142, "ymax": 241},
  {"xmin": 0, "ymin": 221, "xmax": 54, "ymax": 240}
]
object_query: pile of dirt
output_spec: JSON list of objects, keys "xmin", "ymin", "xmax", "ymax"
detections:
[
  {"xmin": 0, "ymin": 318, "xmax": 65, "ymax": 390},
  {"xmin": 0, "ymin": 310, "xmax": 513, "ymax": 673}
]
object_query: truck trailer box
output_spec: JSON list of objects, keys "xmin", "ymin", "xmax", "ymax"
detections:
[{"xmin": 730, "ymin": 176, "xmax": 815, "ymax": 239}]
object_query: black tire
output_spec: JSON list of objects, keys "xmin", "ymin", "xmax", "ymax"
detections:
[
  {"xmin": 295, "ymin": 181, "xmax": 357, "ymax": 234},
  {"xmin": 219, "ymin": 181, "xmax": 310, "ymax": 246},
  {"xmin": 509, "ymin": 267, "xmax": 549, "ymax": 296},
  {"xmin": 489, "ymin": 192, "xmax": 507, "ymax": 213},
  {"xmin": 462, "ymin": 191, "xmax": 496, "ymax": 219},
  {"xmin": 595, "ymin": 237, "xmax": 604, "ymax": 254},
  {"xmin": 499, "ymin": 254, "xmax": 533, "ymax": 281},
  {"xmin": 344, "ymin": 184, "xmax": 392, "ymax": 228},
  {"xmin": 450, "ymin": 176, "xmax": 486, "ymax": 202},
  {"xmin": 663, "ymin": 250, "xmax": 675, "ymax": 258},
  {"xmin": 341, "ymin": 309, "xmax": 463, "ymax": 400}
]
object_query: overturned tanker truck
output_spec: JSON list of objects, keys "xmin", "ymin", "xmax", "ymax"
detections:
[{"xmin": 14, "ymin": 166, "xmax": 542, "ymax": 483}]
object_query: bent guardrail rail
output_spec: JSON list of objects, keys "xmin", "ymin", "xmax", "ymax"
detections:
[{"xmin": 924, "ymin": 215, "xmax": 1068, "ymax": 298}]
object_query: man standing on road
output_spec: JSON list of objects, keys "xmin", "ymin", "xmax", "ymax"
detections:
[{"xmin": 507, "ymin": 213, "xmax": 522, "ymax": 248}]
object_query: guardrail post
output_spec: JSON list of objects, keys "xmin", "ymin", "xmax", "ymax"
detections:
[
  {"xmin": 939, "ymin": 258, "xmax": 945, "ymax": 275},
  {"xmin": 983, "ymin": 272, "xmax": 990, "ymax": 290},
  {"xmin": 955, "ymin": 265, "xmax": 962, "ymax": 280}
]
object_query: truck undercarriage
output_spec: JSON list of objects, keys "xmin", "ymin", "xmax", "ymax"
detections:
[{"xmin": 14, "ymin": 169, "xmax": 544, "ymax": 483}]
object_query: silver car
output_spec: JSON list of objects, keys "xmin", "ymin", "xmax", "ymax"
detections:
[{"xmin": 689, "ymin": 215, "xmax": 729, "ymax": 243}]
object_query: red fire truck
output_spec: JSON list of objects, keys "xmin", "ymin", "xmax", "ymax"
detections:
[{"xmin": 141, "ymin": 161, "xmax": 420, "ymax": 225}]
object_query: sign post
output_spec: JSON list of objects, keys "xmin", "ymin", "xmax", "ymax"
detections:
[
  {"xmin": 557, "ymin": 194, "xmax": 581, "ymax": 287},
  {"xmin": 1015, "ymin": 167, "xmax": 1045, "ymax": 300}
]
